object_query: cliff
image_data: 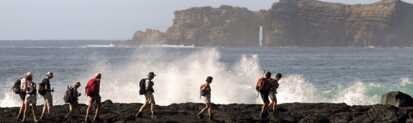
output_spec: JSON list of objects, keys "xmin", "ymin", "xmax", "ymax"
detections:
[
  {"xmin": 0, "ymin": 101, "xmax": 409, "ymax": 123},
  {"xmin": 264, "ymin": 0, "xmax": 413, "ymax": 47},
  {"xmin": 127, "ymin": 5, "xmax": 264, "ymax": 47},
  {"xmin": 164, "ymin": 5, "xmax": 264, "ymax": 47},
  {"xmin": 123, "ymin": 0, "xmax": 413, "ymax": 47}
]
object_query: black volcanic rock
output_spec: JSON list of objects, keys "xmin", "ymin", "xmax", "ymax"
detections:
[
  {"xmin": 382, "ymin": 91, "xmax": 413, "ymax": 107},
  {"xmin": 0, "ymin": 101, "xmax": 409, "ymax": 123},
  {"xmin": 121, "ymin": 0, "xmax": 413, "ymax": 47}
]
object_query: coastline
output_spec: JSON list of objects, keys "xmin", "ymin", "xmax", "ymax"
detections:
[{"xmin": 0, "ymin": 100, "xmax": 408, "ymax": 123}]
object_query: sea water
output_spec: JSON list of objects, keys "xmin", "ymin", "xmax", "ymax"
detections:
[{"xmin": 0, "ymin": 40, "xmax": 412, "ymax": 107}]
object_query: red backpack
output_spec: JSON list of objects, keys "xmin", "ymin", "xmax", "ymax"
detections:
[
  {"xmin": 85, "ymin": 78, "xmax": 99, "ymax": 96},
  {"xmin": 257, "ymin": 78, "xmax": 272, "ymax": 92}
]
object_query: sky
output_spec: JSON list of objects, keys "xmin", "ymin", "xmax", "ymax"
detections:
[{"xmin": 0, "ymin": 0, "xmax": 412, "ymax": 40}]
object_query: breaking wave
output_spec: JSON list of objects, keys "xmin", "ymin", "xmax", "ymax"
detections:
[
  {"xmin": 81, "ymin": 44, "xmax": 115, "ymax": 48},
  {"xmin": 1, "ymin": 48, "xmax": 413, "ymax": 107},
  {"xmin": 139, "ymin": 44, "xmax": 195, "ymax": 48},
  {"xmin": 0, "ymin": 44, "xmax": 115, "ymax": 49}
]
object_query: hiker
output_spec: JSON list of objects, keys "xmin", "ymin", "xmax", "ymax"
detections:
[
  {"xmin": 64, "ymin": 81, "xmax": 81, "ymax": 119},
  {"xmin": 39, "ymin": 72, "xmax": 54, "ymax": 120},
  {"xmin": 85, "ymin": 73, "xmax": 102, "ymax": 122},
  {"xmin": 21, "ymin": 72, "xmax": 39, "ymax": 122},
  {"xmin": 12, "ymin": 75, "xmax": 24, "ymax": 120},
  {"xmin": 256, "ymin": 72, "xmax": 273, "ymax": 119},
  {"xmin": 269, "ymin": 73, "xmax": 282, "ymax": 112},
  {"xmin": 197, "ymin": 76, "xmax": 214, "ymax": 120},
  {"xmin": 136, "ymin": 72, "xmax": 157, "ymax": 119}
]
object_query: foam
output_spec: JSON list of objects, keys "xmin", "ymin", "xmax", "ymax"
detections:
[
  {"xmin": 0, "ymin": 92, "xmax": 20, "ymax": 107},
  {"xmin": 0, "ymin": 48, "xmax": 410, "ymax": 107}
]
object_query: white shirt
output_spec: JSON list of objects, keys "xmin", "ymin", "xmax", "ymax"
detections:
[
  {"xmin": 20, "ymin": 78, "xmax": 27, "ymax": 91},
  {"xmin": 145, "ymin": 79, "xmax": 150, "ymax": 90},
  {"xmin": 20, "ymin": 78, "xmax": 34, "ymax": 93}
]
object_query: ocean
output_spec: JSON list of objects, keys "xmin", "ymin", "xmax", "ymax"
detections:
[{"xmin": 0, "ymin": 40, "xmax": 412, "ymax": 107}]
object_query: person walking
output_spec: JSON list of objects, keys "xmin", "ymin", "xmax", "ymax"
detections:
[
  {"xmin": 256, "ymin": 72, "xmax": 273, "ymax": 119},
  {"xmin": 21, "ymin": 72, "xmax": 39, "ymax": 122},
  {"xmin": 39, "ymin": 72, "xmax": 54, "ymax": 120},
  {"xmin": 13, "ymin": 75, "xmax": 25, "ymax": 121},
  {"xmin": 136, "ymin": 72, "xmax": 157, "ymax": 119},
  {"xmin": 85, "ymin": 73, "xmax": 102, "ymax": 122},
  {"xmin": 269, "ymin": 73, "xmax": 282, "ymax": 112},
  {"xmin": 197, "ymin": 76, "xmax": 214, "ymax": 120},
  {"xmin": 64, "ymin": 81, "xmax": 81, "ymax": 119}
]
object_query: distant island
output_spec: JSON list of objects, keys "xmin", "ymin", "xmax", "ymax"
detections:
[{"xmin": 115, "ymin": 0, "xmax": 413, "ymax": 47}]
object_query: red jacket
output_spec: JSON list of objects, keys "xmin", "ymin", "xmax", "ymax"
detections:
[
  {"xmin": 85, "ymin": 78, "xmax": 100, "ymax": 97},
  {"xmin": 256, "ymin": 77, "xmax": 272, "ymax": 92}
]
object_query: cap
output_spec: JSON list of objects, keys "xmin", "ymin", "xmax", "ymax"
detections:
[
  {"xmin": 95, "ymin": 73, "xmax": 102, "ymax": 79},
  {"xmin": 148, "ymin": 72, "xmax": 156, "ymax": 77},
  {"xmin": 206, "ymin": 76, "xmax": 213, "ymax": 82},
  {"xmin": 46, "ymin": 72, "xmax": 54, "ymax": 77},
  {"xmin": 73, "ymin": 81, "xmax": 81, "ymax": 87},
  {"xmin": 25, "ymin": 72, "xmax": 32, "ymax": 76}
]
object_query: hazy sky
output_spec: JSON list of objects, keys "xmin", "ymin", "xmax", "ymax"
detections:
[{"xmin": 0, "ymin": 0, "xmax": 412, "ymax": 40}]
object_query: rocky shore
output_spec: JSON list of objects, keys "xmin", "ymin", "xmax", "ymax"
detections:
[
  {"xmin": 0, "ymin": 100, "xmax": 409, "ymax": 123},
  {"xmin": 118, "ymin": 0, "xmax": 413, "ymax": 47}
]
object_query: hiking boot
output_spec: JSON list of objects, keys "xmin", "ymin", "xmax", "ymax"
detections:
[
  {"xmin": 197, "ymin": 114, "xmax": 203, "ymax": 119},
  {"xmin": 84, "ymin": 120, "xmax": 92, "ymax": 123},
  {"xmin": 20, "ymin": 116, "xmax": 27, "ymax": 123},
  {"xmin": 208, "ymin": 112, "xmax": 214, "ymax": 120},
  {"xmin": 273, "ymin": 110, "xmax": 279, "ymax": 115},
  {"xmin": 208, "ymin": 115, "xmax": 214, "ymax": 120},
  {"xmin": 65, "ymin": 114, "xmax": 70, "ymax": 119},
  {"xmin": 260, "ymin": 111, "xmax": 269, "ymax": 120},
  {"xmin": 84, "ymin": 117, "xmax": 89, "ymax": 123},
  {"xmin": 93, "ymin": 116, "xmax": 100, "ymax": 121},
  {"xmin": 135, "ymin": 112, "xmax": 142, "ymax": 118},
  {"xmin": 151, "ymin": 114, "xmax": 157, "ymax": 119}
]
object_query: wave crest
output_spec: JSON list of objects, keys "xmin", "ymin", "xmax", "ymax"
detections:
[{"xmin": 1, "ymin": 48, "xmax": 412, "ymax": 107}]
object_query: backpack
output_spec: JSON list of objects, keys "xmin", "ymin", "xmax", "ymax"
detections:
[
  {"xmin": 257, "ymin": 78, "xmax": 272, "ymax": 92},
  {"xmin": 38, "ymin": 79, "xmax": 48, "ymax": 96},
  {"xmin": 85, "ymin": 78, "xmax": 98, "ymax": 96},
  {"xmin": 200, "ymin": 84, "xmax": 209, "ymax": 97},
  {"xmin": 12, "ymin": 79, "xmax": 21, "ymax": 94},
  {"xmin": 26, "ymin": 82, "xmax": 37, "ymax": 95},
  {"xmin": 64, "ymin": 86, "xmax": 75, "ymax": 103},
  {"xmin": 273, "ymin": 80, "xmax": 279, "ymax": 89},
  {"xmin": 138, "ymin": 79, "xmax": 146, "ymax": 95}
]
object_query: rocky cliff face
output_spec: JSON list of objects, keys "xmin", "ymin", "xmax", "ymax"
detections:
[
  {"xmin": 132, "ymin": 29, "xmax": 166, "ymax": 44},
  {"xmin": 130, "ymin": 5, "xmax": 264, "ymax": 47},
  {"xmin": 126, "ymin": 0, "xmax": 413, "ymax": 47},
  {"xmin": 265, "ymin": 0, "xmax": 413, "ymax": 47},
  {"xmin": 164, "ymin": 5, "xmax": 264, "ymax": 47}
]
